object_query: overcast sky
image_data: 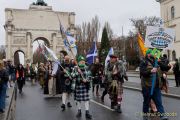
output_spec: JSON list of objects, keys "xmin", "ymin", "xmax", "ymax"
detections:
[{"xmin": 0, "ymin": 0, "xmax": 160, "ymax": 45}]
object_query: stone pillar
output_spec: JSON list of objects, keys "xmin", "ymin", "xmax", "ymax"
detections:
[
  {"xmin": 6, "ymin": 32, "xmax": 12, "ymax": 60},
  {"xmin": 27, "ymin": 32, "xmax": 32, "ymax": 60},
  {"xmin": 52, "ymin": 33, "xmax": 57, "ymax": 54}
]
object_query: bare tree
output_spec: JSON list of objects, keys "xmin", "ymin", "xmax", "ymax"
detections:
[
  {"xmin": 104, "ymin": 22, "xmax": 113, "ymax": 40},
  {"xmin": 76, "ymin": 15, "xmax": 101, "ymax": 56},
  {"xmin": 130, "ymin": 16, "xmax": 161, "ymax": 38}
]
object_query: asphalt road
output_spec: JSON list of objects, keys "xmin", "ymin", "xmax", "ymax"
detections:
[{"xmin": 15, "ymin": 81, "xmax": 180, "ymax": 120}]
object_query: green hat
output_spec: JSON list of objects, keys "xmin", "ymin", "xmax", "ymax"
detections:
[
  {"xmin": 146, "ymin": 49, "xmax": 152, "ymax": 55},
  {"xmin": 78, "ymin": 55, "xmax": 85, "ymax": 62}
]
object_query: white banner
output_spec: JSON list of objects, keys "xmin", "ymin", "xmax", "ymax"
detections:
[{"xmin": 145, "ymin": 26, "xmax": 175, "ymax": 50}]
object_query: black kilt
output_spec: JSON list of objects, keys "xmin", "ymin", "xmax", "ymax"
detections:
[
  {"xmin": 92, "ymin": 76, "xmax": 101, "ymax": 85},
  {"xmin": 74, "ymin": 84, "xmax": 89, "ymax": 101}
]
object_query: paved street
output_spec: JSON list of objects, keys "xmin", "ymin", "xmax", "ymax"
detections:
[{"xmin": 15, "ymin": 80, "xmax": 180, "ymax": 120}]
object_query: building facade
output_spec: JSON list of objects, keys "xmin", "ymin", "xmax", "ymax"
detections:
[
  {"xmin": 157, "ymin": 0, "xmax": 180, "ymax": 61},
  {"xmin": 4, "ymin": 1, "xmax": 76, "ymax": 64}
]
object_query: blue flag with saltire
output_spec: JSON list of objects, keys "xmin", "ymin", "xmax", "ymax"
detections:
[
  {"xmin": 86, "ymin": 41, "xmax": 98, "ymax": 64},
  {"xmin": 63, "ymin": 34, "xmax": 77, "ymax": 56},
  {"xmin": 105, "ymin": 47, "xmax": 114, "ymax": 67}
]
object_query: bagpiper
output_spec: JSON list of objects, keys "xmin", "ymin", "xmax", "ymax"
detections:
[
  {"xmin": 105, "ymin": 54, "xmax": 128, "ymax": 113},
  {"xmin": 71, "ymin": 55, "xmax": 92, "ymax": 119}
]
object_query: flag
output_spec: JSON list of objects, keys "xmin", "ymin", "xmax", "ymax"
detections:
[
  {"xmin": 86, "ymin": 41, "xmax": 98, "ymax": 64},
  {"xmin": 105, "ymin": 47, "xmax": 114, "ymax": 67},
  {"xmin": 63, "ymin": 34, "xmax": 77, "ymax": 56},
  {"xmin": 137, "ymin": 33, "xmax": 148, "ymax": 56},
  {"xmin": 37, "ymin": 42, "xmax": 60, "ymax": 64},
  {"xmin": 44, "ymin": 46, "xmax": 58, "ymax": 61}
]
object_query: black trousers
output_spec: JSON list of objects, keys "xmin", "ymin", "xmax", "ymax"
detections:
[
  {"xmin": 17, "ymin": 80, "xmax": 24, "ymax": 92},
  {"xmin": 175, "ymin": 74, "xmax": 180, "ymax": 87}
]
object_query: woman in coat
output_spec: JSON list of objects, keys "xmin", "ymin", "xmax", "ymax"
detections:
[{"xmin": 16, "ymin": 64, "xmax": 25, "ymax": 94}]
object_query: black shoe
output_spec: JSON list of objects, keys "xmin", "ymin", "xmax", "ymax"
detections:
[
  {"xmin": 76, "ymin": 109, "xmax": 82, "ymax": 118},
  {"xmin": 111, "ymin": 102, "xmax": 114, "ymax": 109},
  {"xmin": 116, "ymin": 105, "xmax": 122, "ymax": 113},
  {"xmin": 0, "ymin": 109, "xmax": 4, "ymax": 113},
  {"xmin": 85, "ymin": 110, "xmax": 92, "ymax": 119},
  {"xmin": 67, "ymin": 102, "xmax": 72, "ymax": 108},
  {"xmin": 61, "ymin": 104, "xmax": 66, "ymax": 111},
  {"xmin": 19, "ymin": 90, "xmax": 22, "ymax": 94}
]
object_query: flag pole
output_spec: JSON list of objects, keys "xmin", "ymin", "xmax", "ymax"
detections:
[
  {"xmin": 37, "ymin": 40, "xmax": 72, "ymax": 78},
  {"xmin": 57, "ymin": 14, "xmax": 86, "ymax": 80}
]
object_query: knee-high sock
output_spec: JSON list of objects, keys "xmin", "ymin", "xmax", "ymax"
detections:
[
  {"xmin": 62, "ymin": 93, "xmax": 67, "ymax": 104},
  {"xmin": 85, "ymin": 101, "xmax": 89, "ymax": 111},
  {"xmin": 77, "ymin": 102, "xmax": 81, "ymax": 110}
]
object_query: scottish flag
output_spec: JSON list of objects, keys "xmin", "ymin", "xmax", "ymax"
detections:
[
  {"xmin": 86, "ymin": 42, "xmax": 98, "ymax": 64},
  {"xmin": 105, "ymin": 47, "xmax": 114, "ymax": 67}
]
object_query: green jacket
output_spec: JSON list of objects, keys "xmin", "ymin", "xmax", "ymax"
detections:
[{"xmin": 140, "ymin": 58, "xmax": 163, "ymax": 88}]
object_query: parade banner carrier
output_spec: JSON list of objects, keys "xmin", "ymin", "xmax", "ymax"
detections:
[{"xmin": 145, "ymin": 26, "xmax": 175, "ymax": 50}]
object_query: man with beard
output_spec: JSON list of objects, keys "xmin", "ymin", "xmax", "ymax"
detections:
[
  {"xmin": 71, "ymin": 55, "xmax": 92, "ymax": 119},
  {"xmin": 140, "ymin": 49, "xmax": 168, "ymax": 120},
  {"xmin": 60, "ymin": 55, "xmax": 73, "ymax": 111},
  {"xmin": 105, "ymin": 54, "xmax": 128, "ymax": 113}
]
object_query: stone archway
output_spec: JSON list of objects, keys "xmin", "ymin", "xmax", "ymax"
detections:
[
  {"xmin": 14, "ymin": 50, "xmax": 25, "ymax": 66},
  {"xmin": 32, "ymin": 37, "xmax": 50, "ymax": 64},
  {"xmin": 4, "ymin": 3, "xmax": 76, "ymax": 64}
]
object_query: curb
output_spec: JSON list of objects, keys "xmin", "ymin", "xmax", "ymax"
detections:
[
  {"xmin": 128, "ymin": 75, "xmax": 174, "ymax": 80},
  {"xmin": 123, "ymin": 86, "xmax": 180, "ymax": 99}
]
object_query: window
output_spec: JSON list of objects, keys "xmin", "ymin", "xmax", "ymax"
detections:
[
  {"xmin": 172, "ymin": 50, "xmax": 176, "ymax": 61},
  {"xmin": 171, "ymin": 6, "xmax": 175, "ymax": 19}
]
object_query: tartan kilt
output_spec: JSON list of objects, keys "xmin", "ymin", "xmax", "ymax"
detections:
[
  {"xmin": 108, "ymin": 80, "xmax": 123, "ymax": 103},
  {"xmin": 74, "ymin": 84, "xmax": 89, "ymax": 101}
]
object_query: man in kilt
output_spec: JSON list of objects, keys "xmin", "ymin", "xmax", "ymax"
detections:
[
  {"xmin": 105, "ymin": 54, "xmax": 128, "ymax": 113},
  {"xmin": 71, "ymin": 56, "xmax": 92, "ymax": 119},
  {"xmin": 60, "ymin": 56, "xmax": 73, "ymax": 111}
]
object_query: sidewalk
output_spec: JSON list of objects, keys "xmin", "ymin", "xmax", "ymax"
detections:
[
  {"xmin": 124, "ymin": 81, "xmax": 180, "ymax": 99},
  {"xmin": 127, "ymin": 71, "xmax": 175, "ymax": 80}
]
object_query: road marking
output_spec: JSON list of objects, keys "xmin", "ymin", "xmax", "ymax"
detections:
[{"xmin": 90, "ymin": 99, "xmax": 115, "ymax": 111}]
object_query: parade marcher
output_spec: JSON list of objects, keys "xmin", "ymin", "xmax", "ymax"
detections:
[
  {"xmin": 7, "ymin": 60, "xmax": 15, "ymax": 86},
  {"xmin": 30, "ymin": 64, "xmax": 36, "ymax": 85},
  {"xmin": 71, "ymin": 56, "xmax": 92, "ymax": 119},
  {"xmin": 173, "ymin": 59, "xmax": 180, "ymax": 87},
  {"xmin": 44, "ymin": 62, "xmax": 50, "ymax": 94},
  {"xmin": 60, "ymin": 56, "xmax": 73, "ymax": 111},
  {"xmin": 105, "ymin": 55, "xmax": 128, "ymax": 113},
  {"xmin": 158, "ymin": 54, "xmax": 171, "ymax": 92},
  {"xmin": 16, "ymin": 64, "xmax": 25, "ymax": 94},
  {"xmin": 25, "ymin": 63, "xmax": 31, "ymax": 82},
  {"xmin": 47, "ymin": 61, "xmax": 57, "ymax": 96},
  {"xmin": 140, "ymin": 50, "xmax": 168, "ymax": 120},
  {"xmin": 38, "ymin": 63, "xmax": 46, "ymax": 88},
  {"xmin": 90, "ymin": 57, "xmax": 103, "ymax": 96},
  {"xmin": 0, "ymin": 60, "xmax": 9, "ymax": 113}
]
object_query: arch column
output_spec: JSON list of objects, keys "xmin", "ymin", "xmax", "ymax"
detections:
[
  {"xmin": 27, "ymin": 32, "xmax": 32, "ymax": 61},
  {"xmin": 52, "ymin": 33, "xmax": 57, "ymax": 54},
  {"xmin": 6, "ymin": 32, "xmax": 12, "ymax": 60}
]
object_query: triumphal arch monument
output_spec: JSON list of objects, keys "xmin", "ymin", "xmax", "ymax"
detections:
[{"xmin": 4, "ymin": 0, "xmax": 76, "ymax": 64}]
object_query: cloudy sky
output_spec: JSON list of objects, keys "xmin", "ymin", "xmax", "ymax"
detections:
[{"xmin": 0, "ymin": 0, "xmax": 160, "ymax": 45}]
